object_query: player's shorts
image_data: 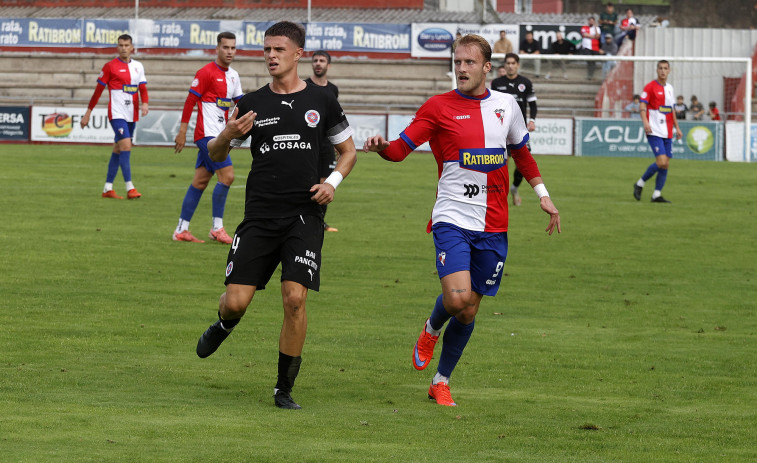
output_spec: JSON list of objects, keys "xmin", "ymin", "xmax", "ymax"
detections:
[
  {"xmin": 195, "ymin": 136, "xmax": 233, "ymax": 174},
  {"xmin": 432, "ymin": 222, "xmax": 508, "ymax": 297},
  {"xmin": 647, "ymin": 135, "xmax": 673, "ymax": 158},
  {"xmin": 224, "ymin": 214, "xmax": 324, "ymax": 291},
  {"xmin": 111, "ymin": 119, "xmax": 135, "ymax": 142}
]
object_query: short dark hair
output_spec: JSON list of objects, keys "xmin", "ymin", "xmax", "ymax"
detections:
[
  {"xmin": 265, "ymin": 21, "xmax": 306, "ymax": 49},
  {"xmin": 312, "ymin": 50, "xmax": 331, "ymax": 63},
  {"xmin": 657, "ymin": 59, "xmax": 670, "ymax": 67},
  {"xmin": 118, "ymin": 34, "xmax": 132, "ymax": 43},
  {"xmin": 217, "ymin": 31, "xmax": 236, "ymax": 44},
  {"xmin": 504, "ymin": 52, "xmax": 519, "ymax": 63},
  {"xmin": 632, "ymin": 94, "xmax": 640, "ymax": 99}
]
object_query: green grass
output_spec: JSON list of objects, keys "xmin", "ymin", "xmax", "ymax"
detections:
[{"xmin": 1, "ymin": 143, "xmax": 756, "ymax": 462}]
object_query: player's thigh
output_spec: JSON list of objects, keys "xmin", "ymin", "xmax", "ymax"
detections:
[
  {"xmin": 469, "ymin": 231, "xmax": 508, "ymax": 297},
  {"xmin": 280, "ymin": 215, "xmax": 324, "ymax": 292},
  {"xmin": 224, "ymin": 219, "xmax": 285, "ymax": 291}
]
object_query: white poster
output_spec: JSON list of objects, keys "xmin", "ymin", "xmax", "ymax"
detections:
[
  {"xmin": 529, "ymin": 118, "xmax": 573, "ymax": 155},
  {"xmin": 31, "ymin": 106, "xmax": 113, "ymax": 143},
  {"xmin": 346, "ymin": 114, "xmax": 386, "ymax": 149},
  {"xmin": 724, "ymin": 121, "xmax": 756, "ymax": 162},
  {"xmin": 458, "ymin": 23, "xmax": 520, "ymax": 56},
  {"xmin": 411, "ymin": 23, "xmax": 458, "ymax": 59}
]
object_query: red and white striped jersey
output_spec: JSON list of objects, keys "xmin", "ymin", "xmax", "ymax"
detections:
[
  {"xmin": 399, "ymin": 89, "xmax": 533, "ymax": 232},
  {"xmin": 640, "ymin": 80, "xmax": 675, "ymax": 138},
  {"xmin": 95, "ymin": 57, "xmax": 147, "ymax": 122},
  {"xmin": 187, "ymin": 62, "xmax": 243, "ymax": 141}
]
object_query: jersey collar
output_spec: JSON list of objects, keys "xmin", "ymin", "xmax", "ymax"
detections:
[{"xmin": 454, "ymin": 89, "xmax": 491, "ymax": 101}]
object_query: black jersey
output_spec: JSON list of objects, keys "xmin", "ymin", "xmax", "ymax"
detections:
[
  {"xmin": 305, "ymin": 77, "xmax": 339, "ymax": 99},
  {"xmin": 231, "ymin": 83, "xmax": 352, "ymax": 219},
  {"xmin": 490, "ymin": 75, "xmax": 536, "ymax": 122}
]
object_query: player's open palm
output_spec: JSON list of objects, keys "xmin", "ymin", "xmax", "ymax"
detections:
[
  {"xmin": 224, "ymin": 107, "xmax": 256, "ymax": 139},
  {"xmin": 540, "ymin": 197, "xmax": 561, "ymax": 235}
]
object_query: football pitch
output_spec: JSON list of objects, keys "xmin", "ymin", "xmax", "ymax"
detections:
[{"xmin": 1, "ymin": 143, "xmax": 756, "ymax": 462}]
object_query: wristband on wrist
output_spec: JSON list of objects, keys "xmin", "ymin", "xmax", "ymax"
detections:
[
  {"xmin": 534, "ymin": 183, "xmax": 549, "ymax": 198},
  {"xmin": 324, "ymin": 171, "xmax": 343, "ymax": 189}
]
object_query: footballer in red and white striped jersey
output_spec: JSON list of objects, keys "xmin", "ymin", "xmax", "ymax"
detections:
[
  {"xmin": 94, "ymin": 57, "xmax": 148, "ymax": 122},
  {"xmin": 394, "ymin": 88, "xmax": 538, "ymax": 233},
  {"xmin": 187, "ymin": 62, "xmax": 243, "ymax": 142},
  {"xmin": 640, "ymin": 79, "xmax": 676, "ymax": 139}
]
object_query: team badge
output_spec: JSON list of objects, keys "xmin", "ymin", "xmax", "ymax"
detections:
[
  {"xmin": 191, "ymin": 78, "xmax": 199, "ymax": 88},
  {"xmin": 438, "ymin": 251, "xmax": 446, "ymax": 266},
  {"xmin": 494, "ymin": 109, "xmax": 505, "ymax": 125},
  {"xmin": 118, "ymin": 128, "xmax": 124, "ymax": 135},
  {"xmin": 305, "ymin": 110, "xmax": 320, "ymax": 128},
  {"xmin": 225, "ymin": 262, "xmax": 233, "ymax": 277},
  {"xmin": 517, "ymin": 83, "xmax": 526, "ymax": 92}
]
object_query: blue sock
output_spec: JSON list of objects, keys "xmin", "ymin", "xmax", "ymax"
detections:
[
  {"xmin": 106, "ymin": 153, "xmax": 120, "ymax": 183},
  {"xmin": 654, "ymin": 168, "xmax": 668, "ymax": 192},
  {"xmin": 641, "ymin": 162, "xmax": 658, "ymax": 182},
  {"xmin": 429, "ymin": 294, "xmax": 452, "ymax": 331},
  {"xmin": 180, "ymin": 185, "xmax": 204, "ymax": 222},
  {"xmin": 118, "ymin": 150, "xmax": 132, "ymax": 182},
  {"xmin": 212, "ymin": 182, "xmax": 230, "ymax": 219},
  {"xmin": 437, "ymin": 317, "xmax": 475, "ymax": 378}
]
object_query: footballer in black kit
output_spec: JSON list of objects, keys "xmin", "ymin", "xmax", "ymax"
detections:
[
  {"xmin": 226, "ymin": 83, "xmax": 351, "ymax": 290},
  {"xmin": 490, "ymin": 53, "xmax": 537, "ymax": 205}
]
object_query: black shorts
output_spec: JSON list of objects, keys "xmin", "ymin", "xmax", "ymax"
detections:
[{"xmin": 224, "ymin": 215, "xmax": 324, "ymax": 291}]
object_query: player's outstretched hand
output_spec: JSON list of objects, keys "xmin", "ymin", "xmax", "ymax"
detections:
[
  {"xmin": 540, "ymin": 197, "xmax": 561, "ymax": 235},
  {"xmin": 223, "ymin": 107, "xmax": 256, "ymax": 139},
  {"xmin": 363, "ymin": 135, "xmax": 390, "ymax": 153},
  {"xmin": 310, "ymin": 182, "xmax": 335, "ymax": 205}
]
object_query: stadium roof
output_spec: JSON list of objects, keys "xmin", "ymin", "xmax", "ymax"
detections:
[{"xmin": 0, "ymin": 6, "xmax": 655, "ymax": 26}]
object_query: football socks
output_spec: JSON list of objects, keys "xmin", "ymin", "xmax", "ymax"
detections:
[
  {"xmin": 118, "ymin": 150, "xmax": 132, "ymax": 182},
  {"xmin": 428, "ymin": 294, "xmax": 451, "ymax": 333},
  {"xmin": 106, "ymin": 152, "xmax": 120, "ymax": 183},
  {"xmin": 437, "ymin": 317, "xmax": 475, "ymax": 378},
  {"xmin": 180, "ymin": 185, "xmax": 204, "ymax": 222},
  {"xmin": 275, "ymin": 352, "xmax": 302, "ymax": 394},
  {"xmin": 654, "ymin": 168, "xmax": 668, "ymax": 193},
  {"xmin": 641, "ymin": 162, "xmax": 659, "ymax": 182},
  {"xmin": 212, "ymin": 182, "xmax": 230, "ymax": 222}
]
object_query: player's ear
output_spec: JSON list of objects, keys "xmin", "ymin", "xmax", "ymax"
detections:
[
  {"xmin": 484, "ymin": 61, "xmax": 492, "ymax": 73},
  {"xmin": 295, "ymin": 48, "xmax": 303, "ymax": 61}
]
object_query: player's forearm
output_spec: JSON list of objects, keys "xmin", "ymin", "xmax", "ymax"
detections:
[
  {"xmin": 138, "ymin": 84, "xmax": 148, "ymax": 104},
  {"xmin": 181, "ymin": 93, "xmax": 200, "ymax": 123},
  {"xmin": 333, "ymin": 139, "xmax": 357, "ymax": 178},
  {"xmin": 510, "ymin": 143, "xmax": 542, "ymax": 180},
  {"xmin": 378, "ymin": 138, "xmax": 412, "ymax": 162},
  {"xmin": 208, "ymin": 133, "xmax": 232, "ymax": 162}
]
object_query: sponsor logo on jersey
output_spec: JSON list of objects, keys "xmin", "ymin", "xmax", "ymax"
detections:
[
  {"xmin": 225, "ymin": 262, "xmax": 233, "ymax": 277},
  {"xmin": 122, "ymin": 84, "xmax": 138, "ymax": 94},
  {"xmin": 260, "ymin": 143, "xmax": 270, "ymax": 154},
  {"xmin": 254, "ymin": 116, "xmax": 280, "ymax": 127},
  {"xmin": 455, "ymin": 115, "xmax": 471, "ymax": 120},
  {"xmin": 438, "ymin": 251, "xmax": 446, "ymax": 266},
  {"xmin": 273, "ymin": 141, "xmax": 312, "ymax": 150},
  {"xmin": 295, "ymin": 249, "xmax": 318, "ymax": 271},
  {"xmin": 459, "ymin": 148, "xmax": 506, "ymax": 173},
  {"xmin": 658, "ymin": 106, "xmax": 672, "ymax": 113},
  {"xmin": 273, "ymin": 134, "xmax": 301, "ymax": 142},
  {"xmin": 281, "ymin": 99, "xmax": 294, "ymax": 109},
  {"xmin": 494, "ymin": 109, "xmax": 505, "ymax": 125},
  {"xmin": 216, "ymin": 97, "xmax": 232, "ymax": 110},
  {"xmin": 305, "ymin": 110, "xmax": 320, "ymax": 128},
  {"xmin": 463, "ymin": 184, "xmax": 480, "ymax": 197}
]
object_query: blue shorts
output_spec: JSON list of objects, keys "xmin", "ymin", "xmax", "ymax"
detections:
[
  {"xmin": 195, "ymin": 136, "xmax": 233, "ymax": 173},
  {"xmin": 432, "ymin": 222, "xmax": 508, "ymax": 297},
  {"xmin": 647, "ymin": 135, "xmax": 673, "ymax": 158},
  {"xmin": 111, "ymin": 119, "xmax": 135, "ymax": 142}
]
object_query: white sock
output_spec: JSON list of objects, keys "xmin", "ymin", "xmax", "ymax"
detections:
[
  {"xmin": 636, "ymin": 179, "xmax": 645, "ymax": 187},
  {"xmin": 212, "ymin": 217, "xmax": 224, "ymax": 231},
  {"xmin": 104, "ymin": 182, "xmax": 113, "ymax": 193},
  {"xmin": 652, "ymin": 190, "xmax": 661, "ymax": 199},
  {"xmin": 510, "ymin": 184, "xmax": 518, "ymax": 194},
  {"xmin": 125, "ymin": 181, "xmax": 135, "ymax": 191},
  {"xmin": 432, "ymin": 372, "xmax": 449, "ymax": 385},
  {"xmin": 425, "ymin": 319, "xmax": 442, "ymax": 337},
  {"xmin": 176, "ymin": 219, "xmax": 189, "ymax": 234}
]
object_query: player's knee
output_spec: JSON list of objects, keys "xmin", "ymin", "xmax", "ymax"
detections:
[
  {"xmin": 220, "ymin": 292, "xmax": 250, "ymax": 317},
  {"xmin": 219, "ymin": 172, "xmax": 234, "ymax": 186},
  {"xmin": 443, "ymin": 293, "xmax": 470, "ymax": 314},
  {"xmin": 282, "ymin": 288, "xmax": 308, "ymax": 318}
]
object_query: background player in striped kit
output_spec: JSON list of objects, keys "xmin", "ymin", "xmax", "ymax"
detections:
[
  {"xmin": 633, "ymin": 60, "xmax": 682, "ymax": 203},
  {"xmin": 81, "ymin": 34, "xmax": 148, "ymax": 200},
  {"xmin": 364, "ymin": 34, "xmax": 560, "ymax": 406},
  {"xmin": 172, "ymin": 32, "xmax": 243, "ymax": 244}
]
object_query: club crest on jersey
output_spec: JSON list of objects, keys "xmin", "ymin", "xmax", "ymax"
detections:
[
  {"xmin": 494, "ymin": 109, "xmax": 505, "ymax": 125},
  {"xmin": 191, "ymin": 78, "xmax": 200, "ymax": 88},
  {"xmin": 438, "ymin": 251, "xmax": 446, "ymax": 266},
  {"xmin": 459, "ymin": 148, "xmax": 506, "ymax": 173},
  {"xmin": 225, "ymin": 262, "xmax": 233, "ymax": 277},
  {"xmin": 518, "ymin": 83, "xmax": 526, "ymax": 92},
  {"xmin": 305, "ymin": 110, "xmax": 320, "ymax": 128}
]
